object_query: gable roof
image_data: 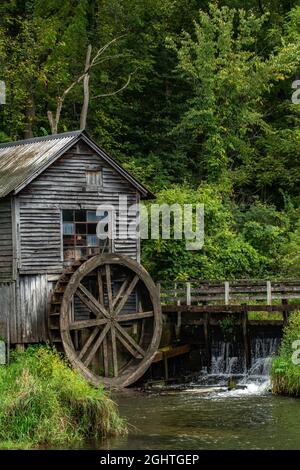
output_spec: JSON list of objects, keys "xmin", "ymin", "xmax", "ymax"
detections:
[{"xmin": 0, "ymin": 130, "xmax": 154, "ymax": 199}]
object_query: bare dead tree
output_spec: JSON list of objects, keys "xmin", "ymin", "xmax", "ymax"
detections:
[
  {"xmin": 47, "ymin": 36, "xmax": 132, "ymax": 134},
  {"xmin": 79, "ymin": 44, "xmax": 92, "ymax": 131}
]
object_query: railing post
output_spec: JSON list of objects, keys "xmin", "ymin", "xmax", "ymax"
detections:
[
  {"xmin": 282, "ymin": 298, "xmax": 289, "ymax": 326},
  {"xmin": 186, "ymin": 282, "xmax": 191, "ymax": 306},
  {"xmin": 175, "ymin": 282, "xmax": 181, "ymax": 339},
  {"xmin": 157, "ymin": 282, "xmax": 161, "ymax": 300},
  {"xmin": 225, "ymin": 281, "xmax": 230, "ymax": 305},
  {"xmin": 267, "ymin": 281, "xmax": 272, "ymax": 306}
]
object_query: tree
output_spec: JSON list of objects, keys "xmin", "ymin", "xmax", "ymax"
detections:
[{"xmin": 169, "ymin": 4, "xmax": 300, "ymax": 201}]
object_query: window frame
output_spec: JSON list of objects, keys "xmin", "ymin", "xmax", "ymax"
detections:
[
  {"xmin": 61, "ymin": 208, "xmax": 112, "ymax": 262},
  {"xmin": 85, "ymin": 165, "xmax": 103, "ymax": 190}
]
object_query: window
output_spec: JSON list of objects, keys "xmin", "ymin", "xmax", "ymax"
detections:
[
  {"xmin": 62, "ymin": 209, "xmax": 110, "ymax": 261},
  {"xmin": 86, "ymin": 168, "xmax": 102, "ymax": 187}
]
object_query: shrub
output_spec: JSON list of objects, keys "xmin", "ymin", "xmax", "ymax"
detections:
[
  {"xmin": 271, "ymin": 312, "xmax": 300, "ymax": 396},
  {"xmin": 0, "ymin": 346, "xmax": 127, "ymax": 448}
]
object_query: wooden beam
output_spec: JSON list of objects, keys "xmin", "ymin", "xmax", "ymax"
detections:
[
  {"xmin": 162, "ymin": 303, "xmax": 300, "ymax": 313},
  {"xmin": 152, "ymin": 344, "xmax": 191, "ymax": 363}
]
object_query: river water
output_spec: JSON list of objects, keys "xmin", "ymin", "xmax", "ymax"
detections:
[
  {"xmin": 100, "ymin": 385, "xmax": 300, "ymax": 450},
  {"xmin": 98, "ymin": 335, "xmax": 300, "ymax": 450},
  {"xmin": 2, "ymin": 335, "xmax": 297, "ymax": 451}
]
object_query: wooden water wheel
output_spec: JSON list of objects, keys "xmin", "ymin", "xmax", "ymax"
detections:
[{"xmin": 49, "ymin": 254, "xmax": 162, "ymax": 388}]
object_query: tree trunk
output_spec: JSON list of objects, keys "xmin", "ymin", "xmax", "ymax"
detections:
[
  {"xmin": 24, "ymin": 96, "xmax": 35, "ymax": 139},
  {"xmin": 80, "ymin": 44, "xmax": 92, "ymax": 130}
]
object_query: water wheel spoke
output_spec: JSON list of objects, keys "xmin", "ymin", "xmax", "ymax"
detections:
[
  {"xmin": 114, "ymin": 275, "xmax": 140, "ymax": 316},
  {"xmin": 98, "ymin": 270, "xmax": 104, "ymax": 304},
  {"xmin": 77, "ymin": 283, "xmax": 109, "ymax": 318},
  {"xmin": 59, "ymin": 253, "xmax": 162, "ymax": 388},
  {"xmin": 78, "ymin": 327, "xmax": 100, "ymax": 360},
  {"xmin": 83, "ymin": 323, "xmax": 111, "ymax": 367},
  {"xmin": 114, "ymin": 322, "xmax": 145, "ymax": 357},
  {"xmin": 111, "ymin": 325, "xmax": 119, "ymax": 377},
  {"xmin": 69, "ymin": 318, "xmax": 108, "ymax": 330},
  {"xmin": 102, "ymin": 336, "xmax": 109, "ymax": 377},
  {"xmin": 115, "ymin": 330, "xmax": 143, "ymax": 359},
  {"xmin": 112, "ymin": 278, "xmax": 129, "ymax": 309},
  {"xmin": 118, "ymin": 311, "xmax": 154, "ymax": 322},
  {"xmin": 105, "ymin": 264, "xmax": 113, "ymax": 314},
  {"xmin": 99, "ymin": 271, "xmax": 109, "ymax": 376}
]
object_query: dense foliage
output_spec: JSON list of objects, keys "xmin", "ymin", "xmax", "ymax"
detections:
[
  {"xmin": 0, "ymin": 346, "xmax": 126, "ymax": 448},
  {"xmin": 1, "ymin": 1, "xmax": 300, "ymax": 279},
  {"xmin": 272, "ymin": 312, "xmax": 300, "ymax": 396}
]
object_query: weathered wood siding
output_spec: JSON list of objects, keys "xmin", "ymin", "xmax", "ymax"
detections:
[
  {"xmin": 0, "ymin": 278, "xmax": 51, "ymax": 344},
  {"xmin": 0, "ymin": 282, "xmax": 16, "ymax": 343},
  {"xmin": 17, "ymin": 275, "xmax": 51, "ymax": 343},
  {"xmin": 0, "ymin": 197, "xmax": 13, "ymax": 281},
  {"xmin": 17, "ymin": 140, "xmax": 139, "ymax": 275}
]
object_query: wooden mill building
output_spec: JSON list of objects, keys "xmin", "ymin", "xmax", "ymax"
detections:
[{"xmin": 0, "ymin": 130, "xmax": 153, "ymax": 347}]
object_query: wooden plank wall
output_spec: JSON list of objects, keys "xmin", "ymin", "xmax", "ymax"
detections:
[
  {"xmin": 0, "ymin": 276, "xmax": 52, "ymax": 344},
  {"xmin": 0, "ymin": 197, "xmax": 13, "ymax": 281},
  {"xmin": 17, "ymin": 275, "xmax": 50, "ymax": 343},
  {"xmin": 17, "ymin": 140, "xmax": 139, "ymax": 275},
  {"xmin": 0, "ymin": 282, "xmax": 16, "ymax": 342}
]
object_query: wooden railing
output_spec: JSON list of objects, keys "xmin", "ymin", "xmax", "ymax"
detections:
[{"xmin": 158, "ymin": 280, "xmax": 300, "ymax": 312}]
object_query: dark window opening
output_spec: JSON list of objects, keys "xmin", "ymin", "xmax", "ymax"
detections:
[{"xmin": 62, "ymin": 209, "xmax": 110, "ymax": 261}]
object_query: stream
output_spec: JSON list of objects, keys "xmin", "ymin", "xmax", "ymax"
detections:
[{"xmin": 98, "ymin": 335, "xmax": 300, "ymax": 450}]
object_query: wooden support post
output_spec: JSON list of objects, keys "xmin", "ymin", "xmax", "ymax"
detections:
[
  {"xmin": 163, "ymin": 353, "xmax": 169, "ymax": 381},
  {"xmin": 242, "ymin": 309, "xmax": 251, "ymax": 370},
  {"xmin": 204, "ymin": 313, "xmax": 211, "ymax": 372},
  {"xmin": 282, "ymin": 298, "xmax": 289, "ymax": 327}
]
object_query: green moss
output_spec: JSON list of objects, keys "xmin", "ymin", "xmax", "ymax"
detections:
[
  {"xmin": 271, "ymin": 312, "xmax": 300, "ymax": 396},
  {"xmin": 0, "ymin": 346, "xmax": 127, "ymax": 448}
]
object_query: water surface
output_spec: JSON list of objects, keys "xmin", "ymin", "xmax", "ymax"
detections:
[{"xmin": 99, "ymin": 385, "xmax": 300, "ymax": 450}]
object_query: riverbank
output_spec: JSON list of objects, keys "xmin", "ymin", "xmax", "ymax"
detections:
[
  {"xmin": 271, "ymin": 312, "xmax": 300, "ymax": 396},
  {"xmin": 0, "ymin": 346, "xmax": 127, "ymax": 449}
]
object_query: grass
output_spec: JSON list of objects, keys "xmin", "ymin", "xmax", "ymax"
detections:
[
  {"xmin": 0, "ymin": 346, "xmax": 127, "ymax": 449},
  {"xmin": 271, "ymin": 311, "xmax": 300, "ymax": 396},
  {"xmin": 248, "ymin": 311, "xmax": 283, "ymax": 321}
]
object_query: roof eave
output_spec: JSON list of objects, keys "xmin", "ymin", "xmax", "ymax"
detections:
[{"xmin": 12, "ymin": 134, "xmax": 83, "ymax": 196}]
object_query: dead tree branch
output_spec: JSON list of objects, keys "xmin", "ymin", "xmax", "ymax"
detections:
[
  {"xmin": 92, "ymin": 73, "xmax": 133, "ymax": 99},
  {"xmin": 47, "ymin": 35, "xmax": 127, "ymax": 134}
]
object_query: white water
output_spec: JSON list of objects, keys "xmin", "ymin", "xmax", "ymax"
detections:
[{"xmin": 197, "ymin": 336, "xmax": 280, "ymax": 396}]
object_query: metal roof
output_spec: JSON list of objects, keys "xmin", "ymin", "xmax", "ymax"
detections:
[{"xmin": 0, "ymin": 130, "xmax": 154, "ymax": 199}]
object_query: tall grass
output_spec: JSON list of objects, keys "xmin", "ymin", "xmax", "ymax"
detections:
[
  {"xmin": 0, "ymin": 346, "xmax": 127, "ymax": 448},
  {"xmin": 271, "ymin": 311, "xmax": 300, "ymax": 396}
]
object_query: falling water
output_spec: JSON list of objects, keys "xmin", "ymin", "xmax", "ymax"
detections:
[
  {"xmin": 197, "ymin": 334, "xmax": 280, "ymax": 394},
  {"xmin": 211, "ymin": 341, "xmax": 244, "ymax": 376}
]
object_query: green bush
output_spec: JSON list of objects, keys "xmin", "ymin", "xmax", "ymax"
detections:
[
  {"xmin": 0, "ymin": 346, "xmax": 127, "ymax": 448},
  {"xmin": 142, "ymin": 184, "xmax": 271, "ymax": 280},
  {"xmin": 271, "ymin": 312, "xmax": 300, "ymax": 396}
]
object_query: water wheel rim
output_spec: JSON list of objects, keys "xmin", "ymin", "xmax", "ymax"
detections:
[{"xmin": 60, "ymin": 253, "xmax": 162, "ymax": 388}]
